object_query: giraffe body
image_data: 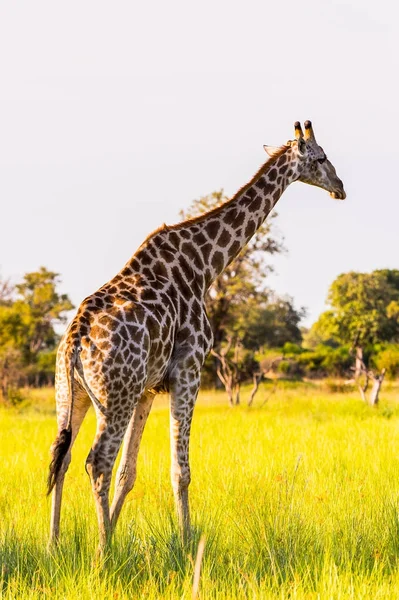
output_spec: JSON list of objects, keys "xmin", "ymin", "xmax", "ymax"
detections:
[{"xmin": 48, "ymin": 121, "xmax": 346, "ymax": 552}]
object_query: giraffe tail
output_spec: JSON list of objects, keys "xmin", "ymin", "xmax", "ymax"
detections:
[
  {"xmin": 47, "ymin": 429, "xmax": 72, "ymax": 495},
  {"xmin": 47, "ymin": 340, "xmax": 79, "ymax": 496}
]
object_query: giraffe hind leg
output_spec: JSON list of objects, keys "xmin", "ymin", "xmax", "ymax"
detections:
[
  {"xmin": 85, "ymin": 389, "xmax": 145, "ymax": 554},
  {"xmin": 48, "ymin": 381, "xmax": 91, "ymax": 547},
  {"xmin": 110, "ymin": 390, "xmax": 155, "ymax": 531}
]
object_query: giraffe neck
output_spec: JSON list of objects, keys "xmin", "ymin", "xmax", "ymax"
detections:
[
  {"xmin": 180, "ymin": 146, "xmax": 298, "ymax": 288},
  {"xmin": 122, "ymin": 146, "xmax": 299, "ymax": 299}
]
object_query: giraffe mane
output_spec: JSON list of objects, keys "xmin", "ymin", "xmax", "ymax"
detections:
[
  {"xmin": 138, "ymin": 144, "xmax": 290, "ymax": 246},
  {"xmin": 169, "ymin": 144, "xmax": 290, "ymax": 230}
]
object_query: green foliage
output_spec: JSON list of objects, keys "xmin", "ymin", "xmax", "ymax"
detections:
[
  {"xmin": 15, "ymin": 266, "xmax": 74, "ymax": 358},
  {"xmin": 311, "ymin": 270, "xmax": 399, "ymax": 348},
  {"xmin": 279, "ymin": 345, "xmax": 353, "ymax": 379},
  {"xmin": 0, "ymin": 268, "xmax": 73, "ymax": 398},
  {"xmin": 282, "ymin": 342, "xmax": 303, "ymax": 355},
  {"xmin": 303, "ymin": 310, "xmax": 340, "ymax": 349},
  {"xmin": 372, "ymin": 344, "xmax": 399, "ymax": 379},
  {"xmin": 243, "ymin": 297, "xmax": 304, "ymax": 351}
]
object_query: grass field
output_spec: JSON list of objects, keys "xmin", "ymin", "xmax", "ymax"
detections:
[{"xmin": 2, "ymin": 381, "xmax": 399, "ymax": 599}]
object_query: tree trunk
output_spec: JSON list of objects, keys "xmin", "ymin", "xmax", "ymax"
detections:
[
  {"xmin": 369, "ymin": 368, "xmax": 386, "ymax": 406},
  {"xmin": 354, "ymin": 345, "xmax": 364, "ymax": 382},
  {"xmin": 234, "ymin": 382, "xmax": 240, "ymax": 406},
  {"xmin": 248, "ymin": 373, "xmax": 263, "ymax": 407},
  {"xmin": 211, "ymin": 340, "xmax": 242, "ymax": 407}
]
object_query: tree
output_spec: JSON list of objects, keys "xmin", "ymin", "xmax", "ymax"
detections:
[
  {"xmin": 309, "ymin": 270, "xmax": 399, "ymax": 404},
  {"xmin": 14, "ymin": 267, "xmax": 74, "ymax": 359},
  {"xmin": 242, "ymin": 296, "xmax": 305, "ymax": 351},
  {"xmin": 0, "ymin": 276, "xmax": 14, "ymax": 306},
  {"xmin": 0, "ymin": 268, "xmax": 73, "ymax": 399},
  {"xmin": 313, "ymin": 270, "xmax": 399, "ymax": 347}
]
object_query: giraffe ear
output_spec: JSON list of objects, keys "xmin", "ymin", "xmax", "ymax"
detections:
[{"xmin": 263, "ymin": 145, "xmax": 284, "ymax": 158}]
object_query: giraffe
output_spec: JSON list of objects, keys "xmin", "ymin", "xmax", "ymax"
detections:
[{"xmin": 47, "ymin": 120, "xmax": 346, "ymax": 553}]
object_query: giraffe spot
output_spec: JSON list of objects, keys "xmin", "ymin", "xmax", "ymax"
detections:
[
  {"xmin": 279, "ymin": 164, "xmax": 288, "ymax": 175},
  {"xmin": 130, "ymin": 257, "xmax": 140, "ymax": 270},
  {"xmin": 181, "ymin": 242, "xmax": 195, "ymax": 259},
  {"xmin": 267, "ymin": 168, "xmax": 277, "ymax": 182},
  {"xmin": 245, "ymin": 221, "xmax": 256, "ymax": 238},
  {"xmin": 273, "ymin": 190, "xmax": 281, "ymax": 203},
  {"xmin": 244, "ymin": 187, "xmax": 257, "ymax": 200},
  {"xmin": 161, "ymin": 247, "xmax": 175, "ymax": 262},
  {"xmin": 169, "ymin": 231, "xmax": 181, "ymax": 248},
  {"xmin": 113, "ymin": 353, "xmax": 124, "ymax": 365},
  {"xmin": 201, "ymin": 243, "xmax": 213, "ymax": 263},
  {"xmin": 179, "ymin": 255, "xmax": 194, "ymax": 280},
  {"xmin": 99, "ymin": 340, "xmax": 112, "ymax": 352},
  {"xmin": 204, "ymin": 268, "xmax": 212, "ymax": 284},
  {"xmin": 119, "ymin": 325, "xmax": 131, "ymax": 341},
  {"xmin": 286, "ymin": 169, "xmax": 293, "ymax": 178},
  {"xmin": 205, "ymin": 220, "xmax": 220, "ymax": 239},
  {"xmin": 111, "ymin": 332, "xmax": 122, "ymax": 346},
  {"xmin": 217, "ymin": 229, "xmax": 231, "ymax": 247},
  {"xmin": 180, "ymin": 230, "xmax": 191, "ymax": 240},
  {"xmin": 193, "ymin": 231, "xmax": 207, "ymax": 245},
  {"xmin": 192, "ymin": 250, "xmax": 204, "ymax": 269},
  {"xmin": 224, "ymin": 209, "xmax": 237, "ymax": 225},
  {"xmin": 153, "ymin": 279, "xmax": 165, "ymax": 291},
  {"xmin": 191, "ymin": 311, "xmax": 201, "ymax": 328},
  {"xmin": 98, "ymin": 315, "xmax": 116, "ymax": 328},
  {"xmin": 180, "ymin": 301, "xmax": 190, "ymax": 321},
  {"xmin": 142, "ymin": 288, "xmax": 157, "ymax": 301},
  {"xmin": 153, "ymin": 261, "xmax": 168, "ymax": 279},
  {"xmin": 91, "ymin": 325, "xmax": 108, "ymax": 338},
  {"xmin": 211, "ymin": 251, "xmax": 224, "ymax": 272},
  {"xmin": 277, "ymin": 153, "xmax": 287, "ymax": 166},
  {"xmin": 249, "ymin": 196, "xmax": 262, "ymax": 212},
  {"xmin": 71, "ymin": 322, "xmax": 80, "ymax": 333},
  {"xmin": 171, "ymin": 265, "xmax": 192, "ymax": 299},
  {"xmin": 195, "ymin": 350, "xmax": 204, "ymax": 363},
  {"xmin": 229, "ymin": 240, "xmax": 241, "ymax": 257},
  {"xmin": 192, "ymin": 297, "xmax": 201, "ymax": 311},
  {"xmin": 140, "ymin": 253, "xmax": 153, "ymax": 266}
]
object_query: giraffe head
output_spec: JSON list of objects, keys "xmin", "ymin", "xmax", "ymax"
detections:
[{"xmin": 265, "ymin": 121, "xmax": 346, "ymax": 200}]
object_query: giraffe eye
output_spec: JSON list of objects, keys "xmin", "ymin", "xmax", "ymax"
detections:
[{"xmin": 317, "ymin": 156, "xmax": 326, "ymax": 164}]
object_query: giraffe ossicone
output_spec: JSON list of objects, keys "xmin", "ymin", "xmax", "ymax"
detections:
[{"xmin": 48, "ymin": 121, "xmax": 346, "ymax": 553}]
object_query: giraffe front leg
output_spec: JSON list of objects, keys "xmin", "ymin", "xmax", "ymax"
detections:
[
  {"xmin": 169, "ymin": 369, "xmax": 200, "ymax": 545},
  {"xmin": 110, "ymin": 390, "xmax": 155, "ymax": 531}
]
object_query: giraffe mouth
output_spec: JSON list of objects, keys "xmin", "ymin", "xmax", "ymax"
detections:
[{"xmin": 330, "ymin": 190, "xmax": 346, "ymax": 200}]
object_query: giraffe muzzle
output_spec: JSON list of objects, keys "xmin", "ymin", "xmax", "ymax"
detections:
[{"xmin": 330, "ymin": 190, "xmax": 346, "ymax": 200}]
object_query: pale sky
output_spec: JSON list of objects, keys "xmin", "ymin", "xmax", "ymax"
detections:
[{"xmin": 0, "ymin": 0, "xmax": 398, "ymax": 327}]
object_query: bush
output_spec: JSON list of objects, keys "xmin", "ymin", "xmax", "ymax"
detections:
[
  {"xmin": 282, "ymin": 342, "xmax": 303, "ymax": 355},
  {"xmin": 277, "ymin": 345, "xmax": 352, "ymax": 379},
  {"xmin": 372, "ymin": 345, "xmax": 399, "ymax": 379},
  {"xmin": 1, "ymin": 386, "xmax": 30, "ymax": 407},
  {"xmin": 277, "ymin": 359, "xmax": 304, "ymax": 379},
  {"xmin": 323, "ymin": 379, "xmax": 354, "ymax": 393}
]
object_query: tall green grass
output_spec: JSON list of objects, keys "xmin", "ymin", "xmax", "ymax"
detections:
[{"xmin": 1, "ymin": 382, "xmax": 399, "ymax": 598}]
